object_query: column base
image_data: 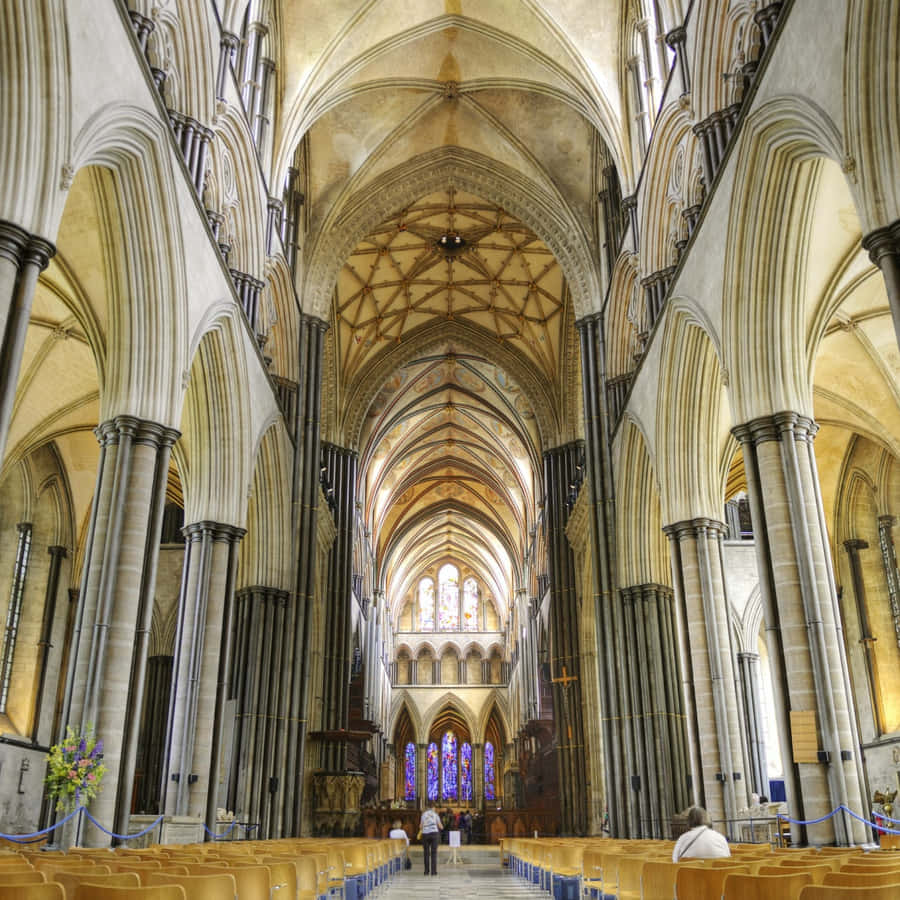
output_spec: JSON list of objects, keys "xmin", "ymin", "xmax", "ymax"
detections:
[{"xmin": 127, "ymin": 814, "xmax": 204, "ymax": 847}]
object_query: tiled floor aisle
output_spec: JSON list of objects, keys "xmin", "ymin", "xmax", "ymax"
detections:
[{"xmin": 382, "ymin": 847, "xmax": 534, "ymax": 899}]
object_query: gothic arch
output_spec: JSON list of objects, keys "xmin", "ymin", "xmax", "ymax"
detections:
[
  {"xmin": 177, "ymin": 310, "xmax": 254, "ymax": 527},
  {"xmin": 616, "ymin": 417, "xmax": 669, "ymax": 586},
  {"xmin": 844, "ymin": 0, "xmax": 900, "ymax": 230},
  {"xmin": 388, "ymin": 693, "xmax": 424, "ymax": 745},
  {"xmin": 605, "ymin": 251, "xmax": 641, "ymax": 383},
  {"xmin": 723, "ymin": 96, "xmax": 849, "ymax": 423},
  {"xmin": 69, "ymin": 103, "xmax": 188, "ymax": 427},
  {"xmin": 303, "ymin": 147, "xmax": 601, "ymax": 323},
  {"xmin": 422, "ymin": 694, "xmax": 478, "ymax": 743},
  {"xmin": 477, "ymin": 694, "xmax": 511, "ymax": 746},
  {"xmin": 655, "ymin": 304, "xmax": 729, "ymax": 524}
]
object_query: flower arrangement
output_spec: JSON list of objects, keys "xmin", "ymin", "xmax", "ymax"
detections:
[{"xmin": 45, "ymin": 725, "xmax": 106, "ymax": 811}]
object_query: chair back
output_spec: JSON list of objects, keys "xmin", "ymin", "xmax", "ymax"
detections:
[
  {"xmin": 0, "ymin": 885, "xmax": 64, "ymax": 900},
  {"xmin": 54, "ymin": 871, "xmax": 139, "ymax": 899},
  {"xmin": 640, "ymin": 860, "xmax": 679, "ymax": 900},
  {"xmin": 798, "ymin": 885, "xmax": 900, "ymax": 900},
  {"xmin": 72, "ymin": 886, "xmax": 186, "ymax": 900},
  {"xmin": 144, "ymin": 871, "xmax": 236, "ymax": 900},
  {"xmin": 722, "ymin": 871, "xmax": 812, "ymax": 900}
]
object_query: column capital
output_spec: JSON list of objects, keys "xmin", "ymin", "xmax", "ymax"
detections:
[
  {"xmin": 0, "ymin": 220, "xmax": 56, "ymax": 270},
  {"xmin": 665, "ymin": 25, "xmax": 687, "ymax": 48},
  {"xmin": 300, "ymin": 312, "xmax": 329, "ymax": 333},
  {"xmin": 662, "ymin": 517, "xmax": 727, "ymax": 539},
  {"xmin": 861, "ymin": 219, "xmax": 900, "ymax": 267},
  {"xmin": 574, "ymin": 311, "xmax": 602, "ymax": 332},
  {"xmin": 878, "ymin": 515, "xmax": 897, "ymax": 529},
  {"xmin": 220, "ymin": 30, "xmax": 240, "ymax": 52},
  {"xmin": 47, "ymin": 544, "xmax": 68, "ymax": 559},
  {"xmin": 95, "ymin": 415, "xmax": 181, "ymax": 449},
  {"xmin": 731, "ymin": 412, "xmax": 816, "ymax": 446},
  {"xmin": 182, "ymin": 520, "xmax": 247, "ymax": 543},
  {"xmin": 737, "ymin": 651, "xmax": 760, "ymax": 662},
  {"xmin": 843, "ymin": 538, "xmax": 869, "ymax": 552}
]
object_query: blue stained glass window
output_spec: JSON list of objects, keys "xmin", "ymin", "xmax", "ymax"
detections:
[
  {"xmin": 419, "ymin": 578, "xmax": 435, "ymax": 630},
  {"xmin": 461, "ymin": 742, "xmax": 473, "ymax": 802},
  {"xmin": 427, "ymin": 742, "xmax": 439, "ymax": 801},
  {"xmin": 404, "ymin": 742, "xmax": 416, "ymax": 800},
  {"xmin": 441, "ymin": 731, "xmax": 458, "ymax": 800},
  {"xmin": 484, "ymin": 742, "xmax": 496, "ymax": 801},
  {"xmin": 462, "ymin": 578, "xmax": 478, "ymax": 631}
]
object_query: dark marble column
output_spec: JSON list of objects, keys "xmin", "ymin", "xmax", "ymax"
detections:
[
  {"xmin": 543, "ymin": 441, "xmax": 588, "ymax": 835},
  {"xmin": 843, "ymin": 538, "xmax": 883, "ymax": 735},
  {"xmin": 282, "ymin": 315, "xmax": 327, "ymax": 835},
  {"xmin": 0, "ymin": 221, "xmax": 55, "ymax": 462},
  {"xmin": 877, "ymin": 515, "xmax": 900, "ymax": 650},
  {"xmin": 665, "ymin": 26, "xmax": 690, "ymax": 96},
  {"xmin": 862, "ymin": 220, "xmax": 900, "ymax": 352},
  {"xmin": 216, "ymin": 31, "xmax": 240, "ymax": 100},
  {"xmin": 31, "ymin": 544, "xmax": 67, "ymax": 741},
  {"xmin": 737, "ymin": 651, "xmax": 768, "ymax": 798}
]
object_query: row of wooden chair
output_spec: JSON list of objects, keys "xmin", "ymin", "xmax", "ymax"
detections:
[
  {"xmin": 501, "ymin": 835, "xmax": 900, "ymax": 900},
  {"xmin": 0, "ymin": 835, "xmax": 407, "ymax": 900}
]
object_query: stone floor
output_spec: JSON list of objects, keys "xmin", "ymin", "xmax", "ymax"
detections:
[{"xmin": 381, "ymin": 846, "xmax": 531, "ymax": 899}]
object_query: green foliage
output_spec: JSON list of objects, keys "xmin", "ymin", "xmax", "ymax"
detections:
[{"xmin": 45, "ymin": 725, "xmax": 106, "ymax": 811}]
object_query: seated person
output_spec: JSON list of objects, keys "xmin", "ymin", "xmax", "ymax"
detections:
[{"xmin": 672, "ymin": 806, "xmax": 731, "ymax": 862}]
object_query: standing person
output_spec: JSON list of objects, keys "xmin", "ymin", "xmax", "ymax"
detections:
[
  {"xmin": 389, "ymin": 819, "xmax": 410, "ymax": 869},
  {"xmin": 672, "ymin": 807, "xmax": 731, "ymax": 862},
  {"xmin": 420, "ymin": 804, "xmax": 442, "ymax": 875}
]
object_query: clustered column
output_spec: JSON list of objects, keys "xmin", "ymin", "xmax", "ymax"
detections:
[
  {"xmin": 0, "ymin": 220, "xmax": 55, "ymax": 462},
  {"xmin": 618, "ymin": 583, "xmax": 690, "ymax": 837},
  {"xmin": 63, "ymin": 416, "xmax": 178, "ymax": 845},
  {"xmin": 576, "ymin": 314, "xmax": 628, "ymax": 835},
  {"xmin": 284, "ymin": 314, "xmax": 327, "ymax": 834},
  {"xmin": 733, "ymin": 413, "xmax": 868, "ymax": 844},
  {"xmin": 162, "ymin": 521, "xmax": 245, "ymax": 828},
  {"xmin": 228, "ymin": 585, "xmax": 289, "ymax": 837},
  {"xmin": 543, "ymin": 441, "xmax": 588, "ymax": 835},
  {"xmin": 319, "ymin": 443, "xmax": 357, "ymax": 773},
  {"xmin": 736, "ymin": 652, "xmax": 768, "ymax": 799},
  {"xmin": 664, "ymin": 518, "xmax": 746, "ymax": 829}
]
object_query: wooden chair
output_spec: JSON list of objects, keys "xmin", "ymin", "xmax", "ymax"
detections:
[
  {"xmin": 0, "ymin": 886, "xmax": 65, "ymax": 900},
  {"xmin": 182, "ymin": 862, "xmax": 270, "ymax": 900},
  {"xmin": 640, "ymin": 860, "xmax": 680, "ymax": 900},
  {"xmin": 53, "ymin": 872, "xmax": 139, "ymax": 900},
  {"xmin": 614, "ymin": 854, "xmax": 645, "ymax": 900},
  {"xmin": 675, "ymin": 866, "xmax": 736, "ymax": 900},
  {"xmin": 722, "ymin": 871, "xmax": 812, "ymax": 900},
  {"xmin": 0, "ymin": 870, "xmax": 41, "ymax": 881},
  {"xmin": 72, "ymin": 887, "xmax": 186, "ymax": 900},
  {"xmin": 757, "ymin": 864, "xmax": 833, "ymax": 884},
  {"xmin": 144, "ymin": 872, "xmax": 236, "ymax": 900},
  {"xmin": 824, "ymin": 870, "xmax": 900, "ymax": 887},
  {"xmin": 799, "ymin": 885, "xmax": 900, "ymax": 900},
  {"xmin": 0, "ymin": 873, "xmax": 46, "ymax": 885}
]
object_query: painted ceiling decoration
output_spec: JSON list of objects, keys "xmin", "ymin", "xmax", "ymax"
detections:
[{"xmin": 336, "ymin": 191, "xmax": 570, "ymax": 624}]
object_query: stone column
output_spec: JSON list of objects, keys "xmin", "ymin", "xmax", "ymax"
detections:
[
  {"xmin": 64, "ymin": 416, "xmax": 178, "ymax": 845},
  {"xmin": 283, "ymin": 315, "xmax": 327, "ymax": 836},
  {"xmin": 0, "ymin": 221, "xmax": 55, "ymax": 462},
  {"xmin": 576, "ymin": 313, "xmax": 627, "ymax": 836},
  {"xmin": 618, "ymin": 583, "xmax": 690, "ymax": 837},
  {"xmin": 843, "ymin": 539, "xmax": 883, "ymax": 735},
  {"xmin": 216, "ymin": 31, "xmax": 240, "ymax": 99},
  {"xmin": 862, "ymin": 221, "xmax": 900, "ymax": 351},
  {"xmin": 418, "ymin": 742, "xmax": 428, "ymax": 806},
  {"xmin": 228, "ymin": 585, "xmax": 287, "ymax": 836},
  {"xmin": 162, "ymin": 521, "xmax": 245, "ymax": 823},
  {"xmin": 665, "ymin": 26, "xmax": 690, "ymax": 96},
  {"xmin": 31, "ymin": 545, "xmax": 67, "ymax": 741},
  {"xmin": 543, "ymin": 441, "xmax": 588, "ymax": 835},
  {"xmin": 664, "ymin": 519, "xmax": 745, "ymax": 831},
  {"xmin": 319, "ymin": 442, "xmax": 358, "ymax": 772},
  {"xmin": 737, "ymin": 652, "xmax": 768, "ymax": 798},
  {"xmin": 733, "ymin": 414, "xmax": 867, "ymax": 845},
  {"xmin": 877, "ymin": 515, "xmax": 900, "ymax": 650}
]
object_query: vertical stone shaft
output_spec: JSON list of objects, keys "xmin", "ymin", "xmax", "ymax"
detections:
[
  {"xmin": 737, "ymin": 652, "xmax": 768, "ymax": 796},
  {"xmin": 284, "ymin": 315, "xmax": 326, "ymax": 834},
  {"xmin": 576, "ymin": 313, "xmax": 626, "ymax": 836},
  {"xmin": 64, "ymin": 417, "xmax": 177, "ymax": 845},
  {"xmin": 665, "ymin": 519, "xmax": 744, "ymax": 828},
  {"xmin": 543, "ymin": 442, "xmax": 587, "ymax": 834},
  {"xmin": 733, "ymin": 414, "xmax": 867, "ymax": 845},
  {"xmin": 0, "ymin": 221, "xmax": 55, "ymax": 462}
]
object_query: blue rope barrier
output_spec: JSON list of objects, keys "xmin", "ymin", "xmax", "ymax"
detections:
[
  {"xmin": 204, "ymin": 820, "xmax": 239, "ymax": 839},
  {"xmin": 871, "ymin": 809, "xmax": 900, "ymax": 826},
  {"xmin": 840, "ymin": 805, "xmax": 900, "ymax": 836},
  {"xmin": 81, "ymin": 809, "xmax": 164, "ymax": 841},
  {"xmin": 776, "ymin": 809, "xmax": 839, "ymax": 826},
  {"xmin": 0, "ymin": 806, "xmax": 82, "ymax": 842}
]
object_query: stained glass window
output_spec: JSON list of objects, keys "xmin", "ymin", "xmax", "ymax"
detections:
[
  {"xmin": 441, "ymin": 731, "xmax": 458, "ymax": 800},
  {"xmin": 462, "ymin": 578, "xmax": 478, "ymax": 631},
  {"xmin": 484, "ymin": 742, "xmax": 496, "ymax": 801},
  {"xmin": 427, "ymin": 742, "xmax": 439, "ymax": 801},
  {"xmin": 438, "ymin": 564, "xmax": 459, "ymax": 629},
  {"xmin": 461, "ymin": 742, "xmax": 473, "ymax": 802},
  {"xmin": 419, "ymin": 578, "xmax": 435, "ymax": 630},
  {"xmin": 404, "ymin": 743, "xmax": 416, "ymax": 800}
]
